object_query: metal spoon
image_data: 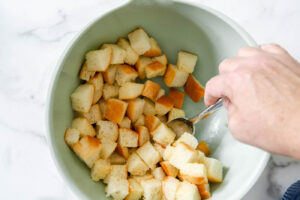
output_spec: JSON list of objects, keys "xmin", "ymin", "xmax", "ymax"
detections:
[{"xmin": 167, "ymin": 98, "xmax": 223, "ymax": 137}]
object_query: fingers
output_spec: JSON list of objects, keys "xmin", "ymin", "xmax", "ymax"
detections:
[
  {"xmin": 260, "ymin": 44, "xmax": 288, "ymax": 55},
  {"xmin": 237, "ymin": 46, "xmax": 263, "ymax": 57},
  {"xmin": 219, "ymin": 57, "xmax": 245, "ymax": 74}
]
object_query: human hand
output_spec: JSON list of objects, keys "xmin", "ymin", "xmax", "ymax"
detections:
[{"xmin": 205, "ymin": 44, "xmax": 300, "ymax": 160}]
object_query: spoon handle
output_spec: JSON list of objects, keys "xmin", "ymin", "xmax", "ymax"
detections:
[{"xmin": 189, "ymin": 98, "xmax": 223, "ymax": 124}]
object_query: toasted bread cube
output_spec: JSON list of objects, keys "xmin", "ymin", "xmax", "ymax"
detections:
[
  {"xmin": 116, "ymin": 144, "xmax": 129, "ymax": 159},
  {"xmin": 157, "ymin": 115, "xmax": 167, "ymax": 123},
  {"xmin": 73, "ymin": 136, "xmax": 102, "ymax": 168},
  {"xmin": 127, "ymin": 98, "xmax": 145, "ymax": 122},
  {"xmin": 160, "ymin": 161, "xmax": 178, "ymax": 178},
  {"xmin": 168, "ymin": 108, "xmax": 185, "ymax": 122},
  {"xmin": 96, "ymin": 120, "xmax": 118, "ymax": 141},
  {"xmin": 164, "ymin": 64, "xmax": 189, "ymax": 87},
  {"xmin": 145, "ymin": 114, "xmax": 161, "ymax": 133},
  {"xmin": 163, "ymin": 145, "xmax": 175, "ymax": 161},
  {"xmin": 103, "ymin": 83, "xmax": 119, "ymax": 100},
  {"xmin": 169, "ymin": 142, "xmax": 199, "ymax": 169},
  {"xmin": 152, "ymin": 167, "xmax": 166, "ymax": 181},
  {"xmin": 177, "ymin": 51, "xmax": 198, "ymax": 73},
  {"xmin": 88, "ymin": 73, "xmax": 104, "ymax": 103},
  {"xmin": 115, "ymin": 64, "xmax": 138, "ymax": 86},
  {"xmin": 136, "ymin": 141, "xmax": 161, "ymax": 169},
  {"xmin": 143, "ymin": 37, "xmax": 162, "ymax": 57},
  {"xmin": 196, "ymin": 141, "xmax": 211, "ymax": 156},
  {"xmin": 155, "ymin": 95, "xmax": 174, "ymax": 116},
  {"xmin": 64, "ymin": 128, "xmax": 80, "ymax": 147},
  {"xmin": 143, "ymin": 98, "xmax": 156, "ymax": 115},
  {"xmin": 179, "ymin": 163, "xmax": 208, "ymax": 185},
  {"xmin": 86, "ymin": 47, "xmax": 112, "ymax": 72},
  {"xmin": 104, "ymin": 164, "xmax": 128, "ymax": 184},
  {"xmin": 82, "ymin": 104, "xmax": 102, "ymax": 124},
  {"xmin": 135, "ymin": 126, "xmax": 150, "ymax": 146},
  {"xmin": 141, "ymin": 179, "xmax": 162, "ymax": 200},
  {"xmin": 153, "ymin": 142, "xmax": 165, "ymax": 157},
  {"xmin": 127, "ymin": 152, "xmax": 149, "ymax": 176},
  {"xmin": 71, "ymin": 84, "xmax": 94, "ymax": 113},
  {"xmin": 153, "ymin": 54, "xmax": 167, "ymax": 65},
  {"xmin": 162, "ymin": 176, "xmax": 180, "ymax": 200},
  {"xmin": 176, "ymin": 181, "xmax": 201, "ymax": 200},
  {"xmin": 79, "ymin": 62, "xmax": 95, "ymax": 81},
  {"xmin": 197, "ymin": 183, "xmax": 211, "ymax": 199},
  {"xmin": 105, "ymin": 179, "xmax": 129, "ymax": 200},
  {"xmin": 168, "ymin": 88, "xmax": 184, "ymax": 109},
  {"xmin": 135, "ymin": 56, "xmax": 152, "ymax": 79},
  {"xmin": 196, "ymin": 151, "xmax": 205, "ymax": 164},
  {"xmin": 99, "ymin": 137, "xmax": 117, "ymax": 159},
  {"xmin": 99, "ymin": 100, "xmax": 106, "ymax": 117},
  {"xmin": 109, "ymin": 152, "xmax": 126, "ymax": 165},
  {"xmin": 103, "ymin": 64, "xmax": 117, "ymax": 84},
  {"xmin": 105, "ymin": 99, "xmax": 128, "ymax": 124},
  {"xmin": 156, "ymin": 88, "xmax": 165, "ymax": 100},
  {"xmin": 185, "ymin": 75, "xmax": 205, "ymax": 103},
  {"xmin": 173, "ymin": 132, "xmax": 198, "ymax": 149},
  {"xmin": 91, "ymin": 159, "xmax": 111, "ymax": 181},
  {"xmin": 128, "ymin": 27, "xmax": 151, "ymax": 55},
  {"xmin": 126, "ymin": 178, "xmax": 143, "ymax": 200},
  {"xmin": 119, "ymin": 83, "xmax": 144, "ymax": 100},
  {"xmin": 145, "ymin": 61, "xmax": 166, "ymax": 78},
  {"xmin": 203, "ymin": 157, "xmax": 223, "ymax": 183},
  {"xmin": 133, "ymin": 114, "xmax": 145, "ymax": 127},
  {"xmin": 131, "ymin": 174, "xmax": 154, "ymax": 184},
  {"xmin": 71, "ymin": 117, "xmax": 96, "ymax": 137},
  {"xmin": 119, "ymin": 128, "xmax": 138, "ymax": 147},
  {"xmin": 117, "ymin": 38, "xmax": 139, "ymax": 65},
  {"xmin": 152, "ymin": 123, "xmax": 176, "ymax": 147},
  {"xmin": 119, "ymin": 116, "xmax": 131, "ymax": 129},
  {"xmin": 101, "ymin": 44, "xmax": 126, "ymax": 64},
  {"xmin": 142, "ymin": 80, "xmax": 161, "ymax": 101}
]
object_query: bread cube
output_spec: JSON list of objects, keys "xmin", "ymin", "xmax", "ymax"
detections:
[
  {"xmin": 175, "ymin": 181, "xmax": 201, "ymax": 200},
  {"xmin": 103, "ymin": 83, "xmax": 119, "ymax": 100},
  {"xmin": 104, "ymin": 164, "xmax": 128, "ymax": 184},
  {"xmin": 119, "ymin": 83, "xmax": 144, "ymax": 100},
  {"xmin": 168, "ymin": 88, "xmax": 184, "ymax": 109},
  {"xmin": 152, "ymin": 167, "xmax": 166, "ymax": 181},
  {"xmin": 88, "ymin": 73, "xmax": 104, "ymax": 104},
  {"xmin": 105, "ymin": 179, "xmax": 129, "ymax": 200},
  {"xmin": 164, "ymin": 64, "xmax": 189, "ymax": 87},
  {"xmin": 117, "ymin": 38, "xmax": 139, "ymax": 65},
  {"xmin": 143, "ymin": 98, "xmax": 156, "ymax": 115},
  {"xmin": 135, "ymin": 126, "xmax": 150, "ymax": 146},
  {"xmin": 153, "ymin": 54, "xmax": 167, "ymax": 66},
  {"xmin": 140, "ymin": 179, "xmax": 162, "ymax": 200},
  {"xmin": 153, "ymin": 142, "xmax": 165, "ymax": 157},
  {"xmin": 179, "ymin": 163, "xmax": 208, "ymax": 185},
  {"xmin": 126, "ymin": 178, "xmax": 143, "ymax": 200},
  {"xmin": 196, "ymin": 141, "xmax": 211, "ymax": 156},
  {"xmin": 136, "ymin": 141, "xmax": 161, "ymax": 169},
  {"xmin": 203, "ymin": 157, "xmax": 223, "ymax": 183},
  {"xmin": 197, "ymin": 183, "xmax": 211, "ymax": 199},
  {"xmin": 127, "ymin": 98, "xmax": 145, "ymax": 122},
  {"xmin": 184, "ymin": 75, "xmax": 205, "ymax": 103},
  {"xmin": 168, "ymin": 108, "xmax": 185, "ymax": 122},
  {"xmin": 101, "ymin": 44, "xmax": 126, "ymax": 64},
  {"xmin": 128, "ymin": 27, "xmax": 151, "ymax": 55},
  {"xmin": 115, "ymin": 64, "xmax": 138, "ymax": 86},
  {"xmin": 103, "ymin": 64, "xmax": 117, "ymax": 84},
  {"xmin": 155, "ymin": 95, "xmax": 174, "ymax": 116},
  {"xmin": 98, "ymin": 99, "xmax": 106, "ymax": 117},
  {"xmin": 156, "ymin": 88, "xmax": 165, "ymax": 100},
  {"xmin": 127, "ymin": 152, "xmax": 149, "ymax": 176},
  {"xmin": 79, "ymin": 62, "xmax": 96, "ymax": 81},
  {"xmin": 142, "ymin": 80, "xmax": 161, "ymax": 101},
  {"xmin": 145, "ymin": 114, "xmax": 161, "ymax": 132},
  {"xmin": 163, "ymin": 145, "xmax": 175, "ymax": 161},
  {"xmin": 145, "ymin": 61, "xmax": 166, "ymax": 78},
  {"xmin": 162, "ymin": 176, "xmax": 180, "ymax": 200},
  {"xmin": 64, "ymin": 128, "xmax": 80, "ymax": 147},
  {"xmin": 105, "ymin": 99, "xmax": 128, "ymax": 124},
  {"xmin": 96, "ymin": 120, "xmax": 118, "ymax": 141},
  {"xmin": 143, "ymin": 37, "xmax": 162, "ymax": 57},
  {"xmin": 173, "ymin": 132, "xmax": 198, "ymax": 149},
  {"xmin": 73, "ymin": 136, "xmax": 102, "ymax": 168},
  {"xmin": 119, "ymin": 128, "xmax": 138, "ymax": 147},
  {"xmin": 82, "ymin": 104, "xmax": 102, "ymax": 124},
  {"xmin": 131, "ymin": 174, "xmax": 154, "ymax": 184},
  {"xmin": 169, "ymin": 142, "xmax": 199, "ymax": 169},
  {"xmin": 119, "ymin": 116, "xmax": 131, "ymax": 129},
  {"xmin": 91, "ymin": 159, "xmax": 111, "ymax": 181},
  {"xmin": 177, "ymin": 51, "xmax": 198, "ymax": 73},
  {"xmin": 71, "ymin": 117, "xmax": 96, "ymax": 137},
  {"xmin": 99, "ymin": 137, "xmax": 117, "ymax": 159},
  {"xmin": 109, "ymin": 152, "xmax": 126, "ymax": 165},
  {"xmin": 160, "ymin": 161, "xmax": 178, "ymax": 178},
  {"xmin": 196, "ymin": 151, "xmax": 205, "ymax": 164},
  {"xmin": 135, "ymin": 56, "xmax": 152, "ymax": 80},
  {"xmin": 86, "ymin": 47, "xmax": 112, "ymax": 71},
  {"xmin": 133, "ymin": 114, "xmax": 145, "ymax": 127},
  {"xmin": 157, "ymin": 115, "xmax": 167, "ymax": 123},
  {"xmin": 152, "ymin": 123, "xmax": 176, "ymax": 147},
  {"xmin": 71, "ymin": 83, "xmax": 94, "ymax": 113},
  {"xmin": 116, "ymin": 144, "xmax": 129, "ymax": 159}
]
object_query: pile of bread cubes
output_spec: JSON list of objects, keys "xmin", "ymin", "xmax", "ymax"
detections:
[{"xmin": 64, "ymin": 27, "xmax": 223, "ymax": 200}]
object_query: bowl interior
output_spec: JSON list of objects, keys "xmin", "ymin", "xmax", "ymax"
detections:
[{"xmin": 48, "ymin": 1, "xmax": 268, "ymax": 200}]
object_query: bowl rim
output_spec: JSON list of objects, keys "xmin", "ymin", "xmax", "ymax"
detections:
[{"xmin": 45, "ymin": 1, "xmax": 270, "ymax": 199}]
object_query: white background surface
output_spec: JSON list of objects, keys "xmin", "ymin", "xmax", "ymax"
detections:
[{"xmin": 0, "ymin": 0, "xmax": 299, "ymax": 199}]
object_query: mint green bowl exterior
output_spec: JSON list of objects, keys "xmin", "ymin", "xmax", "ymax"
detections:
[{"xmin": 46, "ymin": 1, "xmax": 269, "ymax": 199}]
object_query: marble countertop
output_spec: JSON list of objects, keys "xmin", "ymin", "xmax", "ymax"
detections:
[{"xmin": 0, "ymin": 0, "xmax": 299, "ymax": 199}]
